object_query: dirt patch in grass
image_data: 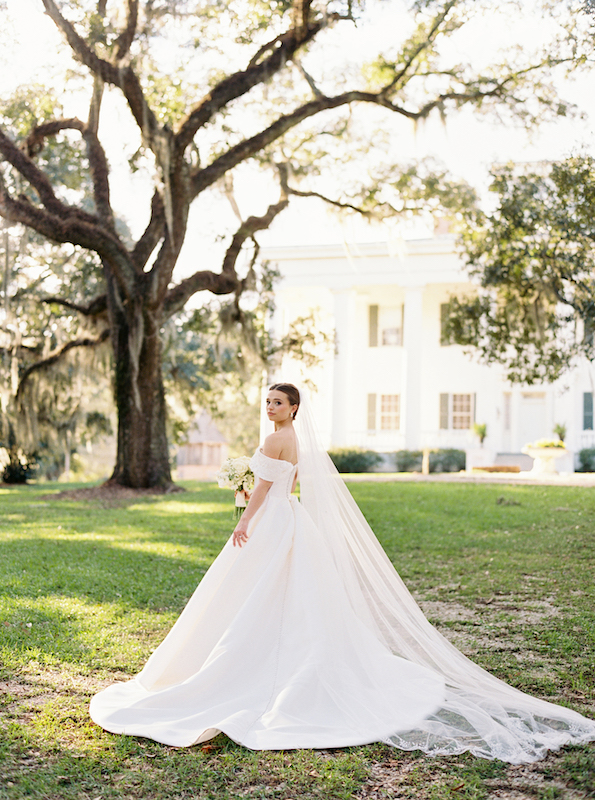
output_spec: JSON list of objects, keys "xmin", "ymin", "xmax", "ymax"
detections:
[
  {"xmin": 355, "ymin": 750, "xmax": 594, "ymax": 800},
  {"xmin": 41, "ymin": 482, "xmax": 185, "ymax": 507}
]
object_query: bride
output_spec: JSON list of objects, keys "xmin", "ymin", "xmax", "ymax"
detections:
[{"xmin": 90, "ymin": 382, "xmax": 595, "ymax": 763}]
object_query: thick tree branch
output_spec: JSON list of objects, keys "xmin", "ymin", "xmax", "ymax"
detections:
[
  {"xmin": 0, "ymin": 174, "xmax": 136, "ymax": 297},
  {"xmin": 22, "ymin": 116, "xmax": 113, "ymax": 227},
  {"xmin": 0, "ymin": 126, "xmax": 68, "ymax": 217},
  {"xmin": 221, "ymin": 195, "xmax": 289, "ymax": 277},
  {"xmin": 175, "ymin": 7, "xmax": 337, "ymax": 153},
  {"xmin": 81, "ymin": 126, "xmax": 114, "ymax": 227},
  {"xmin": 41, "ymin": 293, "xmax": 108, "ymax": 317},
  {"xmin": 163, "ymin": 188, "xmax": 289, "ymax": 319},
  {"xmin": 131, "ymin": 191, "xmax": 166, "ymax": 270},
  {"xmin": 190, "ymin": 91, "xmax": 415, "ymax": 197},
  {"xmin": 42, "ymin": 0, "xmax": 160, "ymax": 150},
  {"xmin": 42, "ymin": 0, "xmax": 119, "ymax": 83},
  {"xmin": 16, "ymin": 328, "xmax": 110, "ymax": 400},
  {"xmin": 112, "ymin": 0, "xmax": 138, "ymax": 62},
  {"xmin": 23, "ymin": 118, "xmax": 81, "ymax": 157},
  {"xmin": 163, "ymin": 271, "xmax": 238, "ymax": 319},
  {"xmin": 191, "ymin": 72, "xmax": 554, "ymax": 199},
  {"xmin": 247, "ymin": 32, "xmax": 287, "ymax": 69}
]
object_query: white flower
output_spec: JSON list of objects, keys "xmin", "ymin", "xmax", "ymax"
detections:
[{"xmin": 216, "ymin": 457, "xmax": 255, "ymax": 492}]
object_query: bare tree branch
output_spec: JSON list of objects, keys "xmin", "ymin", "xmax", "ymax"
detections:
[
  {"xmin": 81, "ymin": 125, "xmax": 114, "ymax": 228},
  {"xmin": 190, "ymin": 91, "xmax": 416, "ymax": 197},
  {"xmin": 0, "ymin": 125, "xmax": 71, "ymax": 217},
  {"xmin": 112, "ymin": 0, "xmax": 138, "ymax": 62},
  {"xmin": 191, "ymin": 67, "xmax": 562, "ymax": 200},
  {"xmin": 163, "ymin": 187, "xmax": 289, "ymax": 318},
  {"xmin": 283, "ymin": 184, "xmax": 371, "ymax": 215},
  {"xmin": 292, "ymin": 58, "xmax": 324, "ymax": 98},
  {"xmin": 131, "ymin": 190, "xmax": 166, "ymax": 270},
  {"xmin": 221, "ymin": 194, "xmax": 289, "ymax": 278},
  {"xmin": 42, "ymin": 0, "xmax": 160, "ymax": 150},
  {"xmin": 41, "ymin": 293, "xmax": 108, "ymax": 317},
  {"xmin": 163, "ymin": 271, "xmax": 238, "ymax": 319},
  {"xmin": 292, "ymin": 0, "xmax": 314, "ymax": 38},
  {"xmin": 41, "ymin": 0, "xmax": 119, "ymax": 83},
  {"xmin": 380, "ymin": 0, "xmax": 458, "ymax": 98},
  {"xmin": 0, "ymin": 172, "xmax": 136, "ymax": 297},
  {"xmin": 247, "ymin": 32, "xmax": 287, "ymax": 69},
  {"xmin": 16, "ymin": 328, "xmax": 110, "ymax": 400},
  {"xmin": 175, "ymin": 7, "xmax": 339, "ymax": 153},
  {"xmin": 24, "ymin": 117, "xmax": 116, "ymax": 229}
]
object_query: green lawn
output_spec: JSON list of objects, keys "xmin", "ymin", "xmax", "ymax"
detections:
[{"xmin": 0, "ymin": 480, "xmax": 594, "ymax": 800}]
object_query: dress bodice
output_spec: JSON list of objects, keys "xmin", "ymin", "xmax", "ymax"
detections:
[{"xmin": 250, "ymin": 449, "xmax": 297, "ymax": 499}]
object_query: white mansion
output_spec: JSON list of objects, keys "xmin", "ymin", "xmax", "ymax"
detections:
[{"xmin": 262, "ymin": 236, "xmax": 595, "ymax": 471}]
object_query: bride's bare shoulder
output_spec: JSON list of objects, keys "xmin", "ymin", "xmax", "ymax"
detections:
[
  {"xmin": 262, "ymin": 430, "xmax": 297, "ymax": 461},
  {"xmin": 262, "ymin": 432, "xmax": 284, "ymax": 459}
]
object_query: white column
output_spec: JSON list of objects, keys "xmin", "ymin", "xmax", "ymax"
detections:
[
  {"xmin": 402, "ymin": 286, "xmax": 424, "ymax": 449},
  {"xmin": 332, "ymin": 289, "xmax": 357, "ymax": 447}
]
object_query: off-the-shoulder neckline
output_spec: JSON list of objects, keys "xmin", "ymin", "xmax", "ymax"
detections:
[{"xmin": 257, "ymin": 448, "xmax": 298, "ymax": 468}]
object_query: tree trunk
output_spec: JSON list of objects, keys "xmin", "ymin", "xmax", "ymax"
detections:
[{"xmin": 107, "ymin": 273, "xmax": 173, "ymax": 489}]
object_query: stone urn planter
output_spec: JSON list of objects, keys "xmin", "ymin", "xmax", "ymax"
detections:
[{"xmin": 521, "ymin": 441, "xmax": 567, "ymax": 475}]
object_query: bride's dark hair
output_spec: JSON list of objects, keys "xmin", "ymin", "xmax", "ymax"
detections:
[{"xmin": 269, "ymin": 383, "xmax": 300, "ymax": 419}]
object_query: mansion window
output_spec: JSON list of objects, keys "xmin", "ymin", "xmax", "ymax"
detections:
[
  {"xmin": 439, "ymin": 393, "xmax": 475, "ymax": 430},
  {"xmin": 369, "ymin": 305, "xmax": 404, "ymax": 348},
  {"xmin": 584, "ymin": 392, "xmax": 594, "ymax": 431},
  {"xmin": 367, "ymin": 393, "xmax": 400, "ymax": 431}
]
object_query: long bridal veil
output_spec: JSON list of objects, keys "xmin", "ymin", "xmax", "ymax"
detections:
[{"xmin": 294, "ymin": 387, "xmax": 595, "ymax": 764}]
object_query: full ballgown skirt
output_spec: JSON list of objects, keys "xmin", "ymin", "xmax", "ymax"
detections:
[{"xmin": 90, "ymin": 449, "xmax": 595, "ymax": 762}]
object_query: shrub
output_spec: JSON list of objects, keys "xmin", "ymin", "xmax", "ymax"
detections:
[
  {"xmin": 328, "ymin": 448, "xmax": 383, "ymax": 473},
  {"xmin": 430, "ymin": 448, "xmax": 466, "ymax": 473},
  {"xmin": 577, "ymin": 448, "xmax": 595, "ymax": 472},
  {"xmin": 393, "ymin": 448, "xmax": 466, "ymax": 473},
  {"xmin": 2, "ymin": 458, "xmax": 36, "ymax": 484},
  {"xmin": 395, "ymin": 450, "xmax": 423, "ymax": 472}
]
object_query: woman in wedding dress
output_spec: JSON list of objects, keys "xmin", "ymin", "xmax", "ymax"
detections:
[{"xmin": 90, "ymin": 383, "xmax": 595, "ymax": 763}]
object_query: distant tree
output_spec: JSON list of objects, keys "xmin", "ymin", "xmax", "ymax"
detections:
[
  {"xmin": 0, "ymin": 0, "xmax": 587, "ymax": 487},
  {"xmin": 444, "ymin": 157, "xmax": 595, "ymax": 384}
]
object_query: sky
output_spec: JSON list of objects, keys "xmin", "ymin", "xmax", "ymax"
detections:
[{"xmin": 2, "ymin": 0, "xmax": 595, "ymax": 278}]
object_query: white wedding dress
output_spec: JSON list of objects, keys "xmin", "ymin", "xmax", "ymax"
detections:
[
  {"xmin": 91, "ymin": 402, "xmax": 595, "ymax": 763},
  {"xmin": 90, "ymin": 449, "xmax": 445, "ymax": 749}
]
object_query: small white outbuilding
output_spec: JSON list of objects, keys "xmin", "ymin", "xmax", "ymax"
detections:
[{"xmin": 176, "ymin": 411, "xmax": 228, "ymax": 481}]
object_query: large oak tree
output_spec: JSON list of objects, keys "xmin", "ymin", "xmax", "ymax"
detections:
[{"xmin": 0, "ymin": 0, "xmax": 585, "ymax": 487}]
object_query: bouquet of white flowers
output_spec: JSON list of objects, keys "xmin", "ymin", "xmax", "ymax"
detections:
[{"xmin": 216, "ymin": 456, "xmax": 255, "ymax": 518}]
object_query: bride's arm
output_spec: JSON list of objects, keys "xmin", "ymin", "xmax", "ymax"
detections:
[{"xmin": 232, "ymin": 478, "xmax": 272, "ymax": 548}]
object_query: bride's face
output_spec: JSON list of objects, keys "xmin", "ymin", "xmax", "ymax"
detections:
[{"xmin": 266, "ymin": 390, "xmax": 296, "ymax": 423}]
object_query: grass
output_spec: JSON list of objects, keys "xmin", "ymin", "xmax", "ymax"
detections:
[{"xmin": 0, "ymin": 479, "xmax": 594, "ymax": 799}]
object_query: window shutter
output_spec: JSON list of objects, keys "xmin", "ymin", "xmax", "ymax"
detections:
[
  {"xmin": 369, "ymin": 305, "xmax": 378, "ymax": 347},
  {"xmin": 439, "ymin": 393, "xmax": 449, "ymax": 429},
  {"xmin": 584, "ymin": 392, "xmax": 594, "ymax": 431},
  {"xmin": 472, "ymin": 393, "xmax": 477, "ymax": 425},
  {"xmin": 367, "ymin": 394, "xmax": 377, "ymax": 430}
]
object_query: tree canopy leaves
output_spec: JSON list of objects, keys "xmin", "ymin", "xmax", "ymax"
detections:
[{"xmin": 444, "ymin": 156, "xmax": 595, "ymax": 384}]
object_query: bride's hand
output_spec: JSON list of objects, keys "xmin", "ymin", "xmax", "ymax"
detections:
[{"xmin": 232, "ymin": 518, "xmax": 249, "ymax": 548}]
